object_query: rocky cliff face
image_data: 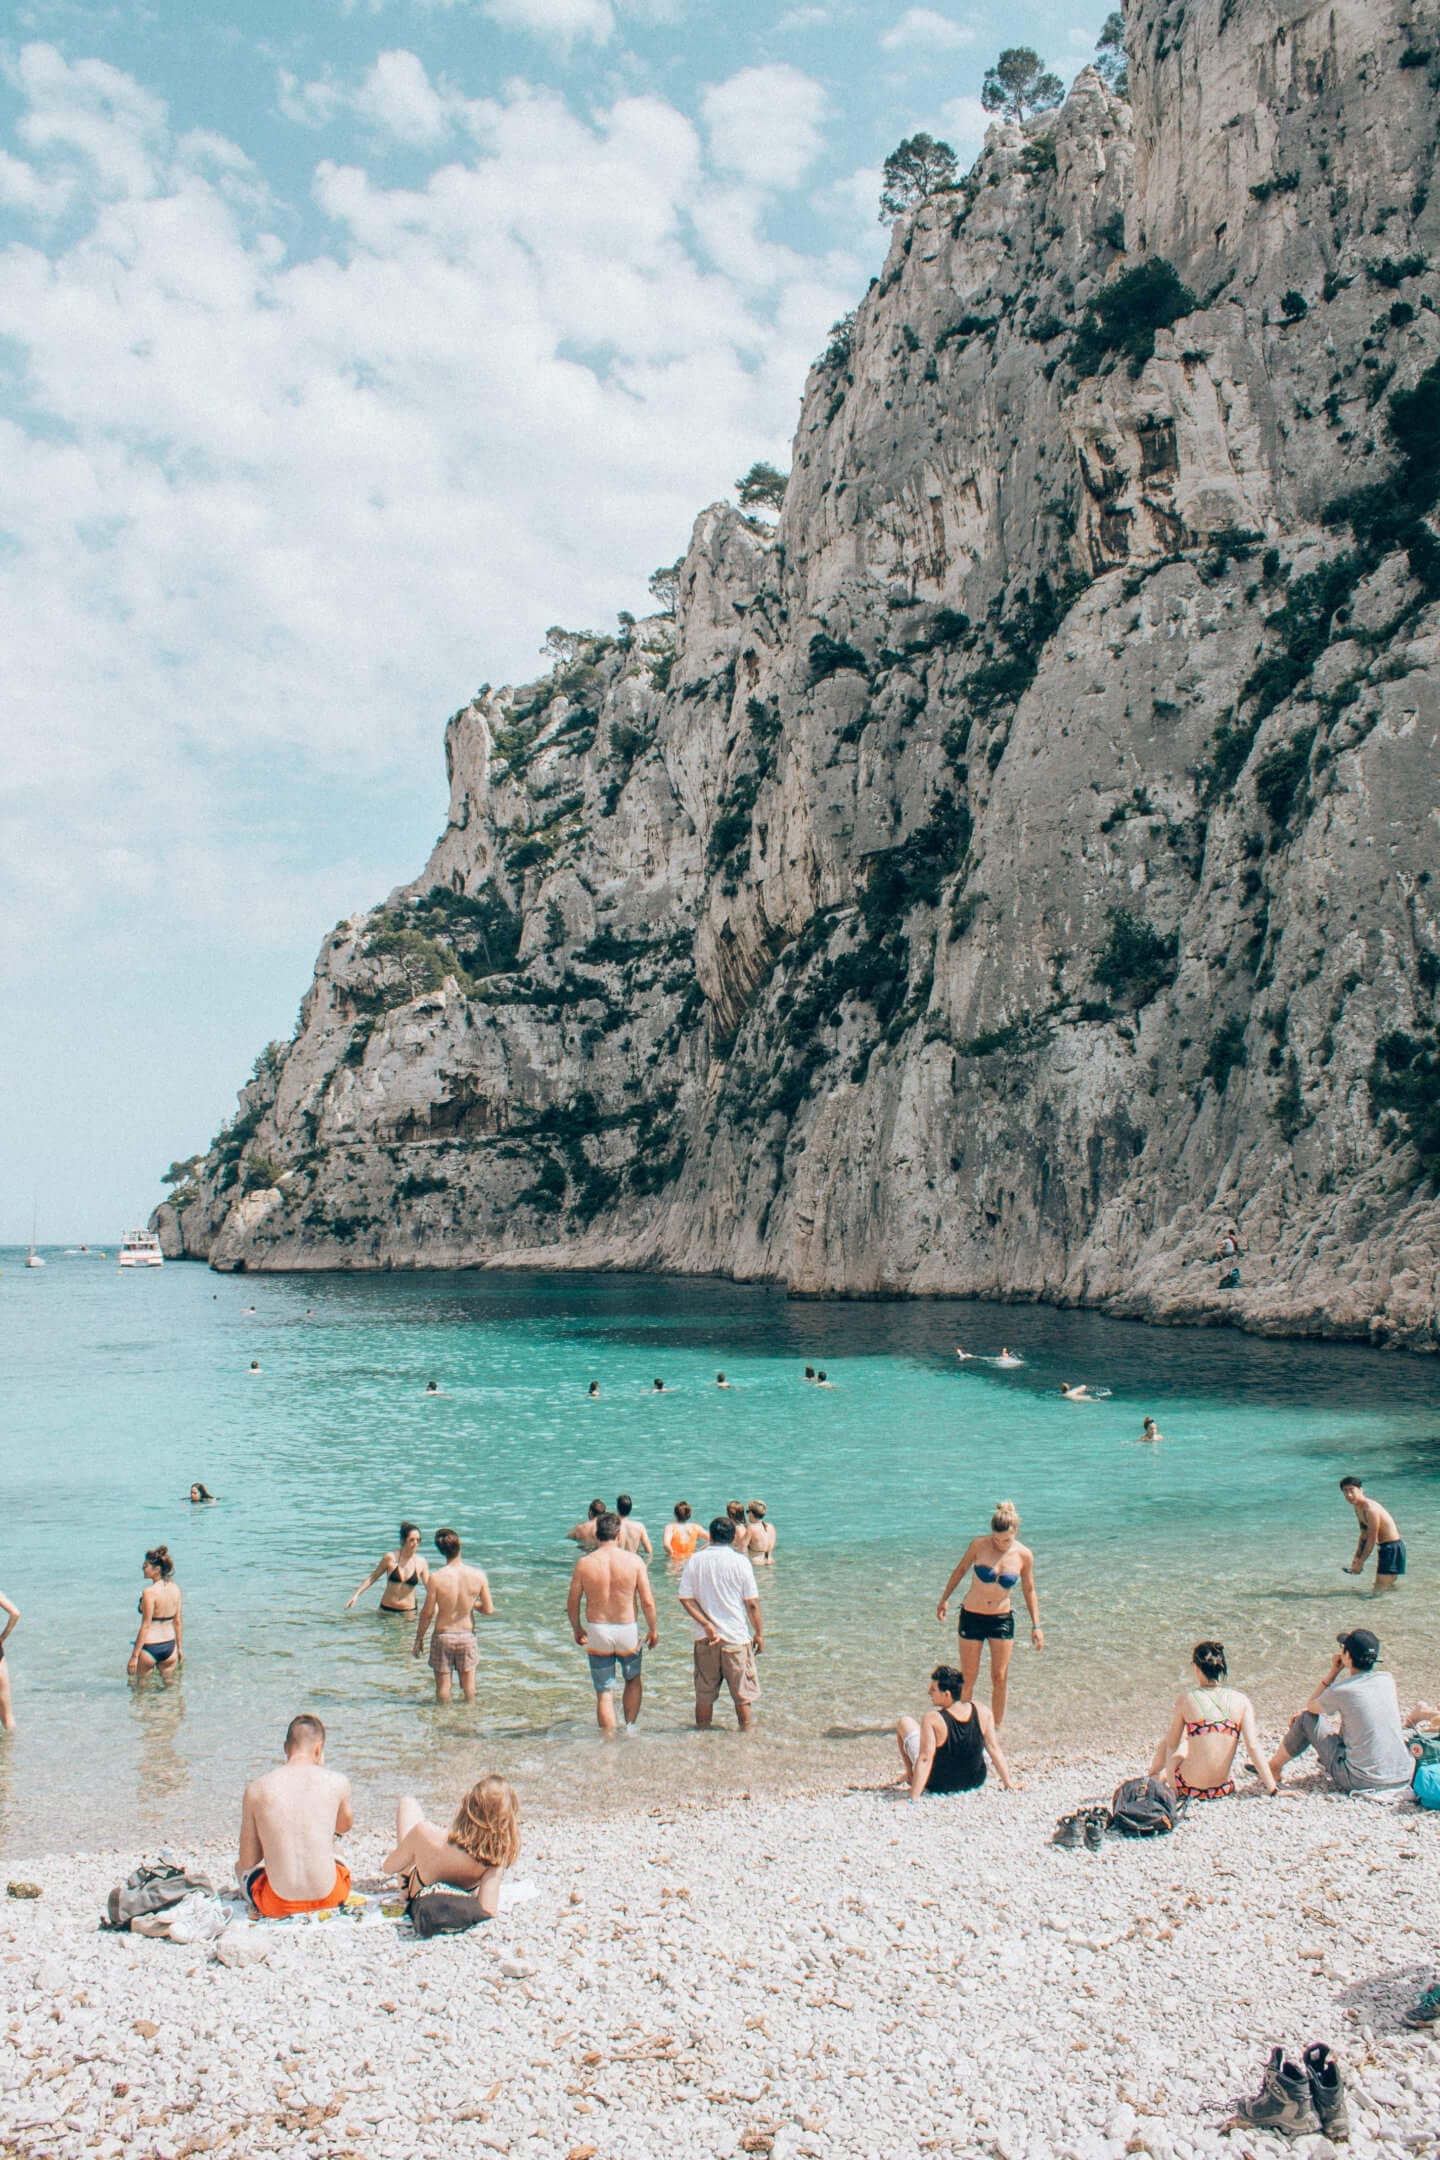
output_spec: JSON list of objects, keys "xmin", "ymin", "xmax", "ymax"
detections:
[{"xmin": 157, "ymin": 0, "xmax": 1440, "ymax": 1348}]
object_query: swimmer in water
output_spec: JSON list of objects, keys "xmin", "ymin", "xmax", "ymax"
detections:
[
  {"xmin": 588, "ymin": 1381, "xmax": 600, "ymax": 1399},
  {"xmin": 993, "ymin": 1348, "xmax": 1024, "ymax": 1368},
  {"xmin": 425, "ymin": 1381, "xmax": 440, "ymax": 1396},
  {"xmin": 663, "ymin": 1502, "xmax": 709, "ymax": 1564},
  {"xmin": 242, "ymin": 1305, "xmax": 256, "ymax": 1314},
  {"xmin": 652, "ymin": 1378, "xmax": 667, "ymax": 1394},
  {"xmin": 1140, "ymin": 1417, "xmax": 1164, "ymax": 1443},
  {"xmin": 188, "ymin": 1483, "xmax": 218, "ymax": 1504},
  {"xmin": 955, "ymin": 1347, "xmax": 976, "ymax": 1361},
  {"xmin": 346, "ymin": 1522, "xmax": 430, "ymax": 1614},
  {"xmin": 716, "ymin": 1373, "xmax": 731, "ymax": 1389},
  {"xmin": 725, "ymin": 1501, "xmax": 752, "ymax": 1553},
  {"xmin": 248, "ymin": 1360, "xmax": 262, "ymax": 1375},
  {"xmin": 566, "ymin": 1499, "xmax": 608, "ymax": 1549},
  {"xmin": 746, "ymin": 1501, "xmax": 776, "ymax": 1563},
  {"xmin": 803, "ymin": 1366, "xmax": 816, "ymax": 1382},
  {"xmin": 815, "ymin": 1370, "xmax": 834, "ymax": 1388},
  {"xmin": 1060, "ymin": 1383, "xmax": 1094, "ymax": 1401}
]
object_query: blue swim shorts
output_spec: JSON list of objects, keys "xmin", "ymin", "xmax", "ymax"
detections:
[
  {"xmin": 588, "ymin": 1647, "xmax": 643, "ymax": 1693},
  {"xmin": 1377, "ymin": 1539, "xmax": 1407, "ymax": 1577}
]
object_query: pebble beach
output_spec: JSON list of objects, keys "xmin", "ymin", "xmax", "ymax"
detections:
[{"xmin": 3, "ymin": 1756, "xmax": 1438, "ymax": 2160}]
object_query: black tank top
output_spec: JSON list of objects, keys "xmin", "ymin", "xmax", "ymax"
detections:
[{"xmin": 927, "ymin": 1705, "xmax": 986, "ymax": 1794}]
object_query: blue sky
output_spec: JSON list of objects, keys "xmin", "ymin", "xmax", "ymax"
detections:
[{"xmin": 0, "ymin": 0, "xmax": 1112, "ymax": 1241}]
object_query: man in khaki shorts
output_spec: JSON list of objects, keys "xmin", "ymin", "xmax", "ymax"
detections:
[
  {"xmin": 413, "ymin": 1527, "xmax": 493, "ymax": 1704},
  {"xmin": 678, "ymin": 1516, "xmax": 764, "ymax": 1730}
]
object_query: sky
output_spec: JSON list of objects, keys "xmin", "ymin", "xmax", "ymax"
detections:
[{"xmin": 0, "ymin": 0, "xmax": 1112, "ymax": 1243}]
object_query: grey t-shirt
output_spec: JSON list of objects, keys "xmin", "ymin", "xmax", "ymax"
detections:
[{"xmin": 1316, "ymin": 1669, "xmax": 1413, "ymax": 1788}]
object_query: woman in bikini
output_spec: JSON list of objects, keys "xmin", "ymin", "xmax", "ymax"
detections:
[
  {"xmin": 128, "ymin": 1547, "xmax": 182, "ymax": 1680},
  {"xmin": 384, "ymin": 1775, "xmax": 521, "ymax": 1916},
  {"xmin": 663, "ymin": 1502, "xmax": 709, "ymax": 1564},
  {"xmin": 935, "ymin": 1502, "xmax": 1043, "ymax": 1728},
  {"xmin": 746, "ymin": 1501, "xmax": 776, "ymax": 1562},
  {"xmin": 345, "ymin": 1522, "xmax": 430, "ymax": 1614},
  {"xmin": 1148, "ymin": 1640, "xmax": 1276, "ymax": 1800}
]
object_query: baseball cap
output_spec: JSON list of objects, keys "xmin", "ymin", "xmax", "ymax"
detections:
[{"xmin": 1336, "ymin": 1628, "xmax": 1380, "ymax": 1666}]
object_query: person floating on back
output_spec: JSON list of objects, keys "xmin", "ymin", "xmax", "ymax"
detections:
[
  {"xmin": 1340, "ymin": 1476, "xmax": 1405, "ymax": 1590},
  {"xmin": 568, "ymin": 1513, "xmax": 658, "ymax": 1734},
  {"xmin": 1269, "ymin": 1628, "xmax": 1413, "ymax": 1793},
  {"xmin": 413, "ymin": 1528, "xmax": 493, "ymax": 1705},
  {"xmin": 895, "ymin": 1665, "xmax": 1022, "ymax": 1799},
  {"xmin": 237, "ymin": 1713, "xmax": 353, "ymax": 1918},
  {"xmin": 678, "ymin": 1516, "xmax": 764, "ymax": 1731}
]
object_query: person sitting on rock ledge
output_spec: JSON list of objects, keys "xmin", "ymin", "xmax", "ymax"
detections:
[
  {"xmin": 895, "ymin": 1666, "xmax": 1022, "ymax": 1799},
  {"xmin": 1269, "ymin": 1629, "xmax": 1413, "ymax": 1794},
  {"xmin": 238, "ymin": 1714, "xmax": 353, "ymax": 1918}
]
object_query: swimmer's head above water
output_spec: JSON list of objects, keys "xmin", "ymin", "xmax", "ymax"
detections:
[
  {"xmin": 615, "ymin": 1494, "xmax": 633, "ymax": 1518},
  {"xmin": 653, "ymin": 1378, "xmax": 666, "ymax": 1392},
  {"xmin": 672, "ymin": 1501, "xmax": 693, "ymax": 1522},
  {"xmin": 588, "ymin": 1381, "xmax": 599, "ymax": 1397},
  {"xmin": 425, "ymin": 1381, "xmax": 439, "ymax": 1394}
]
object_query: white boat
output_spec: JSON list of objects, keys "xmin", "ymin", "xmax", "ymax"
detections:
[
  {"xmin": 25, "ymin": 1202, "xmax": 44, "ymax": 1269},
  {"xmin": 118, "ymin": 1229, "xmax": 164, "ymax": 1269}
]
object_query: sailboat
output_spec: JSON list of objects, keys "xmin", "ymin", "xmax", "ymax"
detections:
[{"xmin": 26, "ymin": 1202, "xmax": 44, "ymax": 1269}]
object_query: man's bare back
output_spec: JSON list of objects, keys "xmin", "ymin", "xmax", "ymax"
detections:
[
  {"xmin": 237, "ymin": 1758, "xmax": 352, "ymax": 1901},
  {"xmin": 424, "ymin": 1560, "xmax": 491, "ymax": 1634},
  {"xmin": 572, "ymin": 1543, "xmax": 653, "ymax": 1628}
]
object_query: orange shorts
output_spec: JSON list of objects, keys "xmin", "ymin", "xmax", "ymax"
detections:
[{"xmin": 244, "ymin": 1861, "xmax": 351, "ymax": 1918}]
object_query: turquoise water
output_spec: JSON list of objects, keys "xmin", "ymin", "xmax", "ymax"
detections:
[{"xmin": 2, "ymin": 1250, "xmax": 1438, "ymax": 1857}]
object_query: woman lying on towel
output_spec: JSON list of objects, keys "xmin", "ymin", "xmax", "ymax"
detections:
[{"xmin": 384, "ymin": 1776, "xmax": 521, "ymax": 1917}]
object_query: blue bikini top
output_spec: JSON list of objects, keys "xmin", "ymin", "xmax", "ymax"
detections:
[{"xmin": 974, "ymin": 1562, "xmax": 1020, "ymax": 1588}]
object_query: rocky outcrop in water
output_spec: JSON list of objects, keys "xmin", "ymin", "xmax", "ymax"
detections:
[{"xmin": 157, "ymin": 0, "xmax": 1440, "ymax": 1348}]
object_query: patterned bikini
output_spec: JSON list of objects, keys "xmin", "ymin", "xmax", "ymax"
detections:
[{"xmin": 1175, "ymin": 1692, "xmax": 1241, "ymax": 1800}]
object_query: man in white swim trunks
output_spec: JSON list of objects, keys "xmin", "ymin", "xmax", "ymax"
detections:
[{"xmin": 567, "ymin": 1513, "xmax": 658, "ymax": 1732}]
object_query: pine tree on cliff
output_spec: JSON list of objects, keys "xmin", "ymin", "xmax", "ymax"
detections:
[
  {"xmin": 1094, "ymin": 12, "xmax": 1129, "ymax": 96},
  {"xmin": 980, "ymin": 48, "xmax": 1064, "ymax": 122},
  {"xmin": 878, "ymin": 133, "xmax": 958, "ymax": 221}
]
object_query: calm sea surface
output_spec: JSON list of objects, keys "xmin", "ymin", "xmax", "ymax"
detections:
[{"xmin": 2, "ymin": 1252, "xmax": 1437, "ymax": 1857}]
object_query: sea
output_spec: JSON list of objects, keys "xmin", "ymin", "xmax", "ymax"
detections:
[{"xmin": 2, "ymin": 1250, "xmax": 1437, "ymax": 1857}]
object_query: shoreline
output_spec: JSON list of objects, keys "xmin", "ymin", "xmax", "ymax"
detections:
[
  {"xmin": 3, "ymin": 1757, "xmax": 1437, "ymax": 2160},
  {"xmin": 149, "ymin": 1243, "xmax": 1440, "ymax": 1357}
]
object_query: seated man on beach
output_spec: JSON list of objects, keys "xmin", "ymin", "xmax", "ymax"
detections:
[
  {"xmin": 1339, "ymin": 1477, "xmax": 1405, "ymax": 1590},
  {"xmin": 568, "ymin": 1513, "xmax": 658, "ymax": 1732},
  {"xmin": 678, "ymin": 1517, "xmax": 763, "ymax": 1731},
  {"xmin": 384, "ymin": 1776, "xmax": 521, "ymax": 1915},
  {"xmin": 413, "ymin": 1528, "xmax": 493, "ymax": 1704},
  {"xmin": 237, "ymin": 1714, "xmax": 353, "ymax": 1917},
  {"xmin": 896, "ymin": 1666, "xmax": 1022, "ymax": 1798},
  {"xmin": 1269, "ymin": 1628, "xmax": 1414, "ymax": 1793}
]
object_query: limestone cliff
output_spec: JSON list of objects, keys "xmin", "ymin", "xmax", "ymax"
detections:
[{"xmin": 157, "ymin": 0, "xmax": 1440, "ymax": 1348}]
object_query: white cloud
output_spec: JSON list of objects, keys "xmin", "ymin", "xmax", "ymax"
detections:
[
  {"xmin": 276, "ymin": 69, "xmax": 346, "ymax": 130},
  {"xmin": 776, "ymin": 5, "xmax": 833, "ymax": 25},
  {"xmin": 0, "ymin": 146, "xmax": 72, "ymax": 215},
  {"xmin": 939, "ymin": 93, "xmax": 990, "ymax": 164},
  {"xmin": 881, "ymin": 9, "xmax": 975, "ymax": 51},
  {"xmin": 482, "ymin": 0, "xmax": 615, "ymax": 42},
  {"xmin": 702, "ymin": 63, "xmax": 825, "ymax": 190},
  {"xmin": 0, "ymin": 41, "xmax": 862, "ymax": 1015}
]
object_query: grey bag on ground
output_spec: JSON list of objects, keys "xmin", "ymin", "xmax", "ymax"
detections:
[
  {"xmin": 1108, "ymin": 1776, "xmax": 1183, "ymax": 1837},
  {"xmin": 103, "ymin": 1862, "xmax": 217, "ymax": 1931},
  {"xmin": 408, "ymin": 1891, "xmax": 491, "ymax": 1937}
]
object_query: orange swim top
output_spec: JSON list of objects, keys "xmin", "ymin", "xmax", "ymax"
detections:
[
  {"xmin": 247, "ymin": 1862, "xmax": 351, "ymax": 1919},
  {"xmin": 666, "ymin": 1524, "xmax": 701, "ymax": 1561}
]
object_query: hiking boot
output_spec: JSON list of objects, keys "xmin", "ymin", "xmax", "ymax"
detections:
[
  {"xmin": 1083, "ymin": 1809, "xmax": 1108, "ymax": 1851},
  {"xmin": 1052, "ymin": 1813, "xmax": 1084, "ymax": 1848},
  {"xmin": 1303, "ymin": 2043, "xmax": 1350, "ymax": 2139},
  {"xmin": 1404, "ymin": 1981, "xmax": 1440, "ymax": 2029},
  {"xmin": 1234, "ymin": 2047, "xmax": 1321, "ymax": 2137}
]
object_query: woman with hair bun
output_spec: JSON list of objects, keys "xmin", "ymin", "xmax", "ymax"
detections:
[
  {"xmin": 1148, "ymin": 1641, "xmax": 1276, "ymax": 1800},
  {"xmin": 935, "ymin": 1502, "xmax": 1043, "ymax": 1728},
  {"xmin": 128, "ymin": 1547, "xmax": 182, "ymax": 1679}
]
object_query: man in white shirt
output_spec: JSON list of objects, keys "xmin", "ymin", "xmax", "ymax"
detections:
[
  {"xmin": 678, "ymin": 1516, "xmax": 764, "ymax": 1730},
  {"xmin": 1269, "ymin": 1627, "xmax": 1414, "ymax": 1792}
]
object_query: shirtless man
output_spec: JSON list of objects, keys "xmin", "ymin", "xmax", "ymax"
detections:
[
  {"xmin": 237, "ymin": 1714, "xmax": 353, "ymax": 1917},
  {"xmin": 614, "ymin": 1494, "xmax": 652, "ymax": 1557},
  {"xmin": 567, "ymin": 1514, "xmax": 658, "ymax": 1732},
  {"xmin": 1340, "ymin": 1477, "xmax": 1406, "ymax": 1590},
  {"xmin": 566, "ymin": 1499, "xmax": 607, "ymax": 1550},
  {"xmin": 413, "ymin": 1528, "xmax": 493, "ymax": 1703}
]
